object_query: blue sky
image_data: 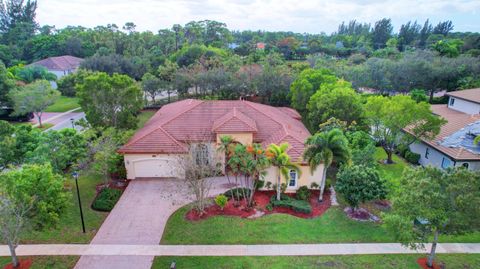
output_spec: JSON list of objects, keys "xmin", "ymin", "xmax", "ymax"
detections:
[{"xmin": 37, "ymin": 0, "xmax": 480, "ymax": 33}]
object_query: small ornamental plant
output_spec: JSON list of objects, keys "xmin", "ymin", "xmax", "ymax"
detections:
[{"xmin": 214, "ymin": 194, "xmax": 228, "ymax": 211}]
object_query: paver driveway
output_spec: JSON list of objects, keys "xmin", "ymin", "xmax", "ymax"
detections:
[{"xmin": 75, "ymin": 177, "xmax": 233, "ymax": 269}]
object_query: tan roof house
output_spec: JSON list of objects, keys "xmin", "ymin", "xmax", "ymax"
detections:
[
  {"xmin": 409, "ymin": 88, "xmax": 480, "ymax": 170},
  {"xmin": 119, "ymin": 99, "xmax": 323, "ymax": 192}
]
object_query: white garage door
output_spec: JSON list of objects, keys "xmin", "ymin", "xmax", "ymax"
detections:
[{"xmin": 133, "ymin": 158, "xmax": 179, "ymax": 178}]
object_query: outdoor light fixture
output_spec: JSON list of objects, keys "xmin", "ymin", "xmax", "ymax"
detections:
[
  {"xmin": 70, "ymin": 118, "xmax": 75, "ymax": 129},
  {"xmin": 72, "ymin": 171, "xmax": 86, "ymax": 233}
]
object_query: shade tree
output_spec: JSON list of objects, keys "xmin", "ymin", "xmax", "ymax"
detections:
[
  {"xmin": 9, "ymin": 79, "xmax": 60, "ymax": 127},
  {"xmin": 384, "ymin": 167, "xmax": 480, "ymax": 268},
  {"xmin": 1, "ymin": 163, "xmax": 70, "ymax": 228},
  {"xmin": 76, "ymin": 72, "xmax": 143, "ymax": 129},
  {"xmin": 365, "ymin": 95, "xmax": 445, "ymax": 164},
  {"xmin": 307, "ymin": 79, "xmax": 364, "ymax": 132}
]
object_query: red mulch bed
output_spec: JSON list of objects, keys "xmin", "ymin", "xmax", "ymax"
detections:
[
  {"xmin": 185, "ymin": 190, "xmax": 331, "ymax": 221},
  {"xmin": 186, "ymin": 198, "xmax": 256, "ymax": 221},
  {"xmin": 417, "ymin": 257, "xmax": 442, "ymax": 269},
  {"xmin": 3, "ymin": 259, "xmax": 32, "ymax": 269}
]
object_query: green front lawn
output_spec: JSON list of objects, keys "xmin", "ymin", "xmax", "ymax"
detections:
[
  {"xmin": 153, "ymin": 254, "xmax": 480, "ymax": 269},
  {"xmin": 162, "ymin": 206, "xmax": 480, "ymax": 245},
  {"xmin": 0, "ymin": 256, "xmax": 78, "ymax": 269},
  {"xmin": 21, "ymin": 171, "xmax": 107, "ymax": 244},
  {"xmin": 374, "ymin": 147, "xmax": 409, "ymax": 190},
  {"xmin": 45, "ymin": 96, "xmax": 80, "ymax": 112}
]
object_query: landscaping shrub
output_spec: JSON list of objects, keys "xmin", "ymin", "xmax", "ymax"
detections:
[
  {"xmin": 296, "ymin": 186, "xmax": 311, "ymax": 201},
  {"xmin": 396, "ymin": 144, "xmax": 409, "ymax": 157},
  {"xmin": 405, "ymin": 150, "xmax": 421, "ymax": 164},
  {"xmin": 336, "ymin": 165, "xmax": 387, "ymax": 211},
  {"xmin": 92, "ymin": 188, "xmax": 123, "ymax": 212},
  {"xmin": 224, "ymin": 188, "xmax": 251, "ymax": 199},
  {"xmin": 265, "ymin": 181, "xmax": 272, "ymax": 190},
  {"xmin": 214, "ymin": 194, "xmax": 228, "ymax": 210},
  {"xmin": 310, "ymin": 182, "xmax": 319, "ymax": 189},
  {"xmin": 269, "ymin": 194, "xmax": 312, "ymax": 214},
  {"xmin": 255, "ymin": 180, "xmax": 265, "ymax": 190}
]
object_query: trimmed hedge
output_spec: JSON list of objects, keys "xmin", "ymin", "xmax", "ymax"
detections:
[
  {"xmin": 92, "ymin": 188, "xmax": 123, "ymax": 212},
  {"xmin": 269, "ymin": 194, "xmax": 312, "ymax": 214},
  {"xmin": 405, "ymin": 150, "xmax": 421, "ymax": 164}
]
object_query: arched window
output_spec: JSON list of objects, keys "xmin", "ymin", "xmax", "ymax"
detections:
[{"xmin": 462, "ymin": 163, "xmax": 469, "ymax": 169}]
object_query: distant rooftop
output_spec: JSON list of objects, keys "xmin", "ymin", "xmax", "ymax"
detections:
[
  {"xmin": 31, "ymin": 55, "xmax": 83, "ymax": 71},
  {"xmin": 446, "ymin": 88, "xmax": 480, "ymax": 104}
]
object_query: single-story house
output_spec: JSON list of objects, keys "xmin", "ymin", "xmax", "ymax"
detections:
[
  {"xmin": 409, "ymin": 88, "xmax": 480, "ymax": 170},
  {"xmin": 118, "ymin": 99, "xmax": 323, "ymax": 192},
  {"xmin": 31, "ymin": 55, "xmax": 83, "ymax": 80}
]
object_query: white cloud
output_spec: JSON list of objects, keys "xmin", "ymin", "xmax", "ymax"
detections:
[{"xmin": 36, "ymin": 0, "xmax": 480, "ymax": 33}]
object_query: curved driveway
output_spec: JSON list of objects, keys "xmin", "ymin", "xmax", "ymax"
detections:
[{"xmin": 74, "ymin": 177, "xmax": 233, "ymax": 269}]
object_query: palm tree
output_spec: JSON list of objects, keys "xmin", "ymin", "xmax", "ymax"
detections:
[
  {"xmin": 267, "ymin": 143, "xmax": 301, "ymax": 201},
  {"xmin": 303, "ymin": 128, "xmax": 351, "ymax": 202}
]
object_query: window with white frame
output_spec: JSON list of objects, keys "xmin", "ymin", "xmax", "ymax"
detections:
[{"xmin": 288, "ymin": 169, "xmax": 297, "ymax": 187}]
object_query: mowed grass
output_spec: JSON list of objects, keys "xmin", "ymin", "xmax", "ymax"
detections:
[
  {"xmin": 161, "ymin": 206, "xmax": 480, "ymax": 245},
  {"xmin": 45, "ymin": 96, "xmax": 80, "ymax": 112},
  {"xmin": 374, "ymin": 147, "xmax": 409, "ymax": 190},
  {"xmin": 0, "ymin": 256, "xmax": 78, "ymax": 269},
  {"xmin": 21, "ymin": 172, "xmax": 107, "ymax": 244},
  {"xmin": 153, "ymin": 254, "xmax": 480, "ymax": 269},
  {"xmin": 162, "ymin": 207, "xmax": 393, "ymax": 244}
]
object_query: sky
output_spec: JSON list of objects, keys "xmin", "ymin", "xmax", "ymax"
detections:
[{"xmin": 36, "ymin": 0, "xmax": 480, "ymax": 34}]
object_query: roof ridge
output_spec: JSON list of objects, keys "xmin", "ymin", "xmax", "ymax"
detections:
[
  {"xmin": 158, "ymin": 126, "xmax": 188, "ymax": 151},
  {"xmin": 244, "ymin": 101, "xmax": 307, "ymax": 140},
  {"xmin": 122, "ymin": 99, "xmax": 203, "ymax": 148},
  {"xmin": 212, "ymin": 106, "xmax": 257, "ymax": 132}
]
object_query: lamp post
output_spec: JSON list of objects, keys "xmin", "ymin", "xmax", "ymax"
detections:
[
  {"xmin": 72, "ymin": 171, "xmax": 86, "ymax": 233},
  {"xmin": 70, "ymin": 118, "xmax": 75, "ymax": 129}
]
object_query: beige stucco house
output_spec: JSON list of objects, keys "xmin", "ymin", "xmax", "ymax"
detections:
[{"xmin": 118, "ymin": 99, "xmax": 324, "ymax": 192}]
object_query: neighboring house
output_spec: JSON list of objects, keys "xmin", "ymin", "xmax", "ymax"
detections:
[
  {"xmin": 118, "ymin": 99, "xmax": 324, "ymax": 192},
  {"xmin": 409, "ymin": 88, "xmax": 480, "ymax": 170},
  {"xmin": 30, "ymin": 55, "xmax": 83, "ymax": 79}
]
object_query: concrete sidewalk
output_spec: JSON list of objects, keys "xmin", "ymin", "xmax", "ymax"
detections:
[{"xmin": 1, "ymin": 243, "xmax": 479, "ymax": 257}]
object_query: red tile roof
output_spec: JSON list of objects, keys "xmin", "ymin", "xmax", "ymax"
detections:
[
  {"xmin": 119, "ymin": 99, "xmax": 311, "ymax": 160},
  {"xmin": 212, "ymin": 107, "xmax": 257, "ymax": 133},
  {"xmin": 31, "ymin": 55, "xmax": 83, "ymax": 71}
]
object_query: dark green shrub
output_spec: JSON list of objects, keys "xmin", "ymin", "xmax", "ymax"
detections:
[
  {"xmin": 296, "ymin": 186, "xmax": 311, "ymax": 201},
  {"xmin": 396, "ymin": 144, "xmax": 409, "ymax": 157},
  {"xmin": 224, "ymin": 188, "xmax": 251, "ymax": 199},
  {"xmin": 92, "ymin": 188, "xmax": 123, "ymax": 211},
  {"xmin": 265, "ymin": 181, "xmax": 272, "ymax": 190},
  {"xmin": 265, "ymin": 203, "xmax": 273, "ymax": 211},
  {"xmin": 310, "ymin": 182, "xmax": 319, "ymax": 189},
  {"xmin": 255, "ymin": 180, "xmax": 265, "ymax": 190},
  {"xmin": 269, "ymin": 194, "xmax": 312, "ymax": 214},
  {"xmin": 405, "ymin": 151, "xmax": 421, "ymax": 164}
]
